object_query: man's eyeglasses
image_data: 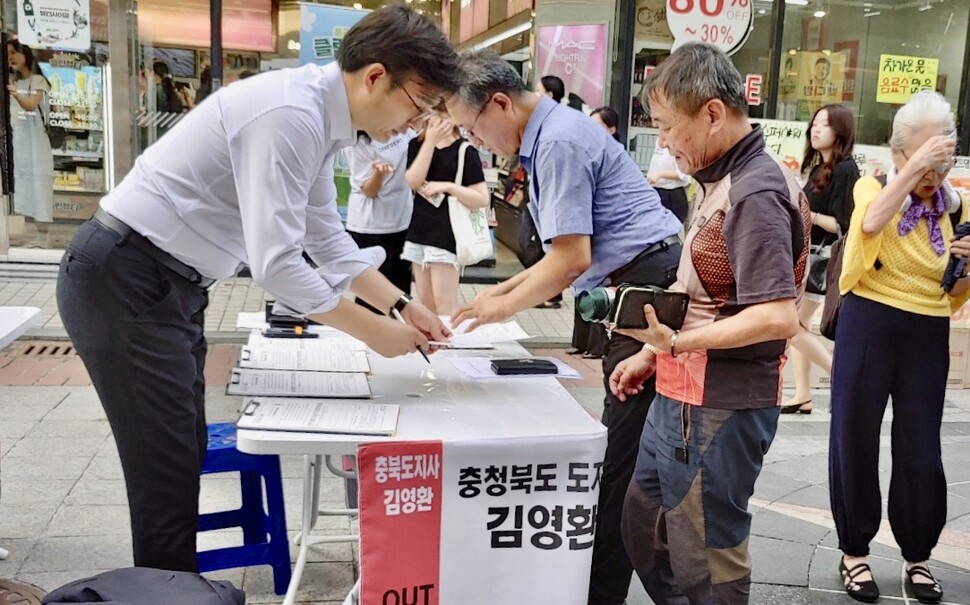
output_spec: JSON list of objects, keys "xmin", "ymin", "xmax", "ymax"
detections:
[
  {"xmin": 460, "ymin": 97, "xmax": 491, "ymax": 140},
  {"xmin": 399, "ymin": 84, "xmax": 437, "ymax": 123}
]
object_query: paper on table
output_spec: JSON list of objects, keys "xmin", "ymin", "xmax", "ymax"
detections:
[
  {"xmin": 247, "ymin": 330, "xmax": 367, "ymax": 352},
  {"xmin": 450, "ymin": 357, "xmax": 581, "ymax": 380},
  {"xmin": 227, "ymin": 368, "xmax": 372, "ymax": 398},
  {"xmin": 440, "ymin": 318, "xmax": 531, "ymax": 346},
  {"xmin": 237, "ymin": 397, "xmax": 398, "ymax": 436},
  {"xmin": 239, "ymin": 346, "xmax": 370, "ymax": 373}
]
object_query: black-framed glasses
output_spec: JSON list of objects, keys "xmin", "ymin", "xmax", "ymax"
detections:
[
  {"xmin": 399, "ymin": 84, "xmax": 436, "ymax": 123},
  {"xmin": 460, "ymin": 97, "xmax": 491, "ymax": 140}
]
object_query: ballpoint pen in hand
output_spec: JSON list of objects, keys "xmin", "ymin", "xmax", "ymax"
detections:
[{"xmin": 390, "ymin": 308, "xmax": 431, "ymax": 364}]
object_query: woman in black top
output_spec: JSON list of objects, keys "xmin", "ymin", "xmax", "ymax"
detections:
[
  {"xmin": 782, "ymin": 103, "xmax": 860, "ymax": 414},
  {"xmin": 403, "ymin": 115, "xmax": 488, "ymax": 315}
]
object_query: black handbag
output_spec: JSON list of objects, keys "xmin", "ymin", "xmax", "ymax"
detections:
[{"xmin": 806, "ymin": 242, "xmax": 831, "ymax": 296}]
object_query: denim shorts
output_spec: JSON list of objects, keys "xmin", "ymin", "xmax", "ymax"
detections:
[{"xmin": 401, "ymin": 241, "xmax": 460, "ymax": 269}]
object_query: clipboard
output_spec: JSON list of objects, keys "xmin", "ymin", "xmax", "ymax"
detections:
[{"xmin": 237, "ymin": 398, "xmax": 398, "ymax": 436}]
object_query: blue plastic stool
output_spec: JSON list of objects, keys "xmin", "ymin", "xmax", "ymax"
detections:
[{"xmin": 198, "ymin": 422, "xmax": 291, "ymax": 595}]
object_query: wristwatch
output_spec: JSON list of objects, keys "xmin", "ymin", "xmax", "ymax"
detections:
[{"xmin": 389, "ymin": 293, "xmax": 412, "ymax": 316}]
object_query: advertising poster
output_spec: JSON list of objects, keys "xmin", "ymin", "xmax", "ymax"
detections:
[
  {"xmin": 39, "ymin": 56, "xmax": 103, "ymax": 131},
  {"xmin": 17, "ymin": 0, "xmax": 91, "ymax": 51},
  {"xmin": 833, "ymin": 40, "xmax": 859, "ymax": 102},
  {"xmin": 358, "ymin": 434, "xmax": 606, "ymax": 605},
  {"xmin": 795, "ymin": 51, "xmax": 845, "ymax": 121},
  {"xmin": 635, "ymin": 0, "xmax": 673, "ymax": 45},
  {"xmin": 299, "ymin": 3, "xmax": 369, "ymax": 67},
  {"xmin": 877, "ymin": 54, "xmax": 938, "ymax": 105},
  {"xmin": 536, "ymin": 24, "xmax": 609, "ymax": 110}
]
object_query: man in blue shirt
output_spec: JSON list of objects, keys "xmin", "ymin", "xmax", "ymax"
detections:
[{"xmin": 449, "ymin": 50, "xmax": 683, "ymax": 605}]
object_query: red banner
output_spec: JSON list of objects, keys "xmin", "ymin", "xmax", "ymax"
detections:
[{"xmin": 359, "ymin": 441, "xmax": 444, "ymax": 605}]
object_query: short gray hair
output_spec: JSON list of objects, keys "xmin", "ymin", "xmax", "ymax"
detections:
[
  {"xmin": 889, "ymin": 90, "xmax": 956, "ymax": 151},
  {"xmin": 455, "ymin": 49, "xmax": 528, "ymax": 108},
  {"xmin": 641, "ymin": 43, "xmax": 747, "ymax": 116}
]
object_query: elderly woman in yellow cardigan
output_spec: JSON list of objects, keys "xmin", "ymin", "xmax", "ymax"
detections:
[{"xmin": 829, "ymin": 90, "xmax": 968, "ymax": 605}]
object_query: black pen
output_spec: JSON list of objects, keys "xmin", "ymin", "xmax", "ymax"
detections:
[{"xmin": 390, "ymin": 308, "xmax": 431, "ymax": 364}]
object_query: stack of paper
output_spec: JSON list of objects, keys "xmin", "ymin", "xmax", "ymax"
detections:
[
  {"xmin": 237, "ymin": 397, "xmax": 398, "ymax": 436},
  {"xmin": 239, "ymin": 345, "xmax": 370, "ymax": 373},
  {"xmin": 228, "ymin": 368, "xmax": 372, "ymax": 398},
  {"xmin": 439, "ymin": 318, "xmax": 531, "ymax": 348}
]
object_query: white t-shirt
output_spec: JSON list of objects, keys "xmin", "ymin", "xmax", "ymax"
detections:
[{"xmin": 346, "ymin": 131, "xmax": 416, "ymax": 234}]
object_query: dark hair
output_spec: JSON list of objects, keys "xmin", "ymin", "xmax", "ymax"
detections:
[
  {"xmin": 337, "ymin": 6, "xmax": 460, "ymax": 98},
  {"xmin": 642, "ymin": 42, "xmax": 747, "ymax": 117},
  {"xmin": 7, "ymin": 39, "xmax": 45, "ymax": 80},
  {"xmin": 195, "ymin": 66, "xmax": 212, "ymax": 105},
  {"xmin": 152, "ymin": 60, "xmax": 183, "ymax": 113},
  {"xmin": 591, "ymin": 106, "xmax": 622, "ymax": 142},
  {"xmin": 455, "ymin": 50, "xmax": 528, "ymax": 108},
  {"xmin": 801, "ymin": 104, "xmax": 855, "ymax": 194},
  {"xmin": 540, "ymin": 75, "xmax": 565, "ymax": 103},
  {"xmin": 238, "ymin": 70, "xmax": 256, "ymax": 80}
]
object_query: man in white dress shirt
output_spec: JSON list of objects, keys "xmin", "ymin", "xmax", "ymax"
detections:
[{"xmin": 55, "ymin": 6, "xmax": 457, "ymax": 573}]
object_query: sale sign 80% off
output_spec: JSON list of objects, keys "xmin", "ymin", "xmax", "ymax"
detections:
[{"xmin": 666, "ymin": 0, "xmax": 754, "ymax": 56}]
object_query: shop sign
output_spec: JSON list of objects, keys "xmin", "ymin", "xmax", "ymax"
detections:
[
  {"xmin": 17, "ymin": 0, "xmax": 91, "ymax": 51},
  {"xmin": 877, "ymin": 54, "xmax": 938, "ymax": 105},
  {"xmin": 665, "ymin": 0, "xmax": 752, "ymax": 56},
  {"xmin": 537, "ymin": 24, "xmax": 609, "ymax": 109}
]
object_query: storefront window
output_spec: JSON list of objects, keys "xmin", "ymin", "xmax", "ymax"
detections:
[
  {"xmin": 626, "ymin": 0, "xmax": 775, "ymax": 170},
  {"xmin": 778, "ymin": 0, "xmax": 969, "ymax": 146}
]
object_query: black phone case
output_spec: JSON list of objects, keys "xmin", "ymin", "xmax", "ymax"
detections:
[
  {"xmin": 612, "ymin": 286, "xmax": 690, "ymax": 330},
  {"xmin": 490, "ymin": 358, "xmax": 559, "ymax": 375}
]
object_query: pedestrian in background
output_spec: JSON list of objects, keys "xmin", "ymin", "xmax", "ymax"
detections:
[
  {"xmin": 830, "ymin": 91, "xmax": 966, "ymax": 604},
  {"xmin": 347, "ymin": 129, "xmax": 418, "ymax": 313},
  {"xmin": 782, "ymin": 103, "xmax": 859, "ymax": 414},
  {"xmin": 403, "ymin": 115, "xmax": 488, "ymax": 315}
]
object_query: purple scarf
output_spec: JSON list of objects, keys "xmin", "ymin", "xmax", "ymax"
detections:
[{"xmin": 898, "ymin": 188, "xmax": 946, "ymax": 256}]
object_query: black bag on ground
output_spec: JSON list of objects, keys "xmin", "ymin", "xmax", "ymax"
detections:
[{"xmin": 41, "ymin": 567, "xmax": 245, "ymax": 605}]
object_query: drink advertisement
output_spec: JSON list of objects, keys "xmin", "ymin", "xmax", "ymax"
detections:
[{"xmin": 38, "ymin": 60, "xmax": 104, "ymax": 131}]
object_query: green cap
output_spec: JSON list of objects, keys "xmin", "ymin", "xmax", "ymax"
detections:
[{"xmin": 576, "ymin": 288, "xmax": 615, "ymax": 323}]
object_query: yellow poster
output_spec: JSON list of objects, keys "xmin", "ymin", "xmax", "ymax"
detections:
[
  {"xmin": 795, "ymin": 51, "xmax": 845, "ymax": 120},
  {"xmin": 876, "ymin": 54, "xmax": 938, "ymax": 105}
]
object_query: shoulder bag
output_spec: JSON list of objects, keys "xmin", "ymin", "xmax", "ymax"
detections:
[{"xmin": 448, "ymin": 142, "xmax": 493, "ymax": 266}]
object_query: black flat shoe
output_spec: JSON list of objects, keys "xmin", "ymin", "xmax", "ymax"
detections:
[
  {"xmin": 565, "ymin": 348, "xmax": 585, "ymax": 356},
  {"xmin": 907, "ymin": 565, "xmax": 943, "ymax": 604},
  {"xmin": 780, "ymin": 399, "xmax": 813, "ymax": 414},
  {"xmin": 839, "ymin": 559, "xmax": 879, "ymax": 603}
]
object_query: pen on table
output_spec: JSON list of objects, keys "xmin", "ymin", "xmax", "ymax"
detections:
[{"xmin": 390, "ymin": 308, "xmax": 431, "ymax": 364}]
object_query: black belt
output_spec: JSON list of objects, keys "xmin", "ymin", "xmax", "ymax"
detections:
[
  {"xmin": 93, "ymin": 209, "xmax": 216, "ymax": 288},
  {"xmin": 609, "ymin": 235, "xmax": 681, "ymax": 284}
]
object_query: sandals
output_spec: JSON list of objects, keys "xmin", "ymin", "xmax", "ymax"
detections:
[
  {"xmin": 781, "ymin": 399, "xmax": 813, "ymax": 414},
  {"xmin": 839, "ymin": 558, "xmax": 879, "ymax": 603},
  {"xmin": 907, "ymin": 564, "xmax": 943, "ymax": 604}
]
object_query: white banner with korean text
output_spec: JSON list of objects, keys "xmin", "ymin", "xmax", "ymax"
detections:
[{"xmin": 358, "ymin": 433, "xmax": 607, "ymax": 605}]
